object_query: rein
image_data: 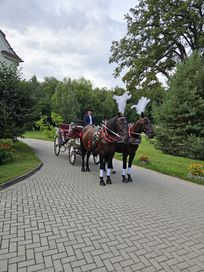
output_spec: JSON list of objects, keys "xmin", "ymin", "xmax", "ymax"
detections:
[
  {"xmin": 102, "ymin": 124, "xmax": 120, "ymax": 138},
  {"xmin": 128, "ymin": 126, "xmax": 142, "ymax": 137},
  {"xmin": 101, "ymin": 123, "xmax": 121, "ymax": 143}
]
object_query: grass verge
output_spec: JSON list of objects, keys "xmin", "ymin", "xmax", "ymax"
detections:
[
  {"xmin": 115, "ymin": 137, "xmax": 204, "ymax": 185},
  {"xmin": 24, "ymin": 131, "xmax": 53, "ymax": 141},
  {"xmin": 0, "ymin": 141, "xmax": 40, "ymax": 185}
]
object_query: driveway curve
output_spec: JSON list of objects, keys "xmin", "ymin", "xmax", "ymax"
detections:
[{"xmin": 0, "ymin": 138, "xmax": 204, "ymax": 272}]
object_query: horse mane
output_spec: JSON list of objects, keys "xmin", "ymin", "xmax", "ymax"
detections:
[{"xmin": 106, "ymin": 117, "xmax": 118, "ymax": 133}]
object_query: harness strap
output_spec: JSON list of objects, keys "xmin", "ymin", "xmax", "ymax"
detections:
[
  {"xmin": 102, "ymin": 125, "xmax": 119, "ymax": 143},
  {"xmin": 128, "ymin": 126, "xmax": 141, "ymax": 145}
]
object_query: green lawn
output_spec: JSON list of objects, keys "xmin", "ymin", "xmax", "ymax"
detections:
[
  {"xmin": 115, "ymin": 137, "xmax": 204, "ymax": 185},
  {"xmin": 0, "ymin": 141, "xmax": 40, "ymax": 185},
  {"xmin": 24, "ymin": 131, "xmax": 53, "ymax": 141}
]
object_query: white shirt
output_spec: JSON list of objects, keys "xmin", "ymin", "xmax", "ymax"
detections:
[{"xmin": 89, "ymin": 114, "xmax": 93, "ymax": 125}]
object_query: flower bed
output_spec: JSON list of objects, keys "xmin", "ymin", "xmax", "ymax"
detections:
[
  {"xmin": 188, "ymin": 163, "xmax": 204, "ymax": 181},
  {"xmin": 138, "ymin": 155, "xmax": 150, "ymax": 163}
]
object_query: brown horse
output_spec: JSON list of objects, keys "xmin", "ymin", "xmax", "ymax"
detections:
[
  {"xmin": 80, "ymin": 116, "xmax": 129, "ymax": 186},
  {"xmin": 115, "ymin": 112, "xmax": 154, "ymax": 183}
]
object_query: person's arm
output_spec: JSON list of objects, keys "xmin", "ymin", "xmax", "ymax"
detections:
[{"xmin": 84, "ymin": 114, "xmax": 88, "ymax": 125}]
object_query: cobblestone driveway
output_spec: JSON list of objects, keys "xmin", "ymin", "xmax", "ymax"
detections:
[{"xmin": 0, "ymin": 139, "xmax": 204, "ymax": 272}]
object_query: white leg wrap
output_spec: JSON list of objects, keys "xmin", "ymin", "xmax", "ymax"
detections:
[
  {"xmin": 122, "ymin": 168, "xmax": 126, "ymax": 176},
  {"xmin": 100, "ymin": 170, "xmax": 104, "ymax": 177},
  {"xmin": 107, "ymin": 168, "xmax": 111, "ymax": 176},
  {"xmin": 127, "ymin": 167, "xmax": 131, "ymax": 175}
]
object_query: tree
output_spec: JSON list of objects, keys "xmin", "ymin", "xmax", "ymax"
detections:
[
  {"xmin": 153, "ymin": 51, "xmax": 204, "ymax": 159},
  {"xmin": 52, "ymin": 78, "xmax": 80, "ymax": 123},
  {"xmin": 91, "ymin": 88, "xmax": 117, "ymax": 124},
  {"xmin": 0, "ymin": 63, "xmax": 35, "ymax": 139},
  {"xmin": 41, "ymin": 77, "xmax": 59, "ymax": 116},
  {"xmin": 110, "ymin": 0, "xmax": 204, "ymax": 89}
]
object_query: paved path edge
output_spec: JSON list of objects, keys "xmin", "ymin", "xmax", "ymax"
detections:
[{"xmin": 0, "ymin": 162, "xmax": 43, "ymax": 191}]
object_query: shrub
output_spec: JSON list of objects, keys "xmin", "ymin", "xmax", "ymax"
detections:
[
  {"xmin": 35, "ymin": 112, "xmax": 63, "ymax": 139},
  {"xmin": 0, "ymin": 139, "xmax": 13, "ymax": 164},
  {"xmin": 0, "ymin": 62, "xmax": 35, "ymax": 139}
]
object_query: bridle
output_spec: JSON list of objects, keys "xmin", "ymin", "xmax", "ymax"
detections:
[{"xmin": 129, "ymin": 117, "xmax": 153, "ymax": 138}]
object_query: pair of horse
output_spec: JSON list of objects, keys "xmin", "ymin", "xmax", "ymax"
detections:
[{"xmin": 80, "ymin": 113, "xmax": 154, "ymax": 186}]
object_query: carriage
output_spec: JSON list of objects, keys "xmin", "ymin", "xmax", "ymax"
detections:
[{"xmin": 54, "ymin": 122, "xmax": 100, "ymax": 165}]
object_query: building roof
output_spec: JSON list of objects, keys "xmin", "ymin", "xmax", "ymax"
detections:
[{"xmin": 0, "ymin": 29, "xmax": 23, "ymax": 63}]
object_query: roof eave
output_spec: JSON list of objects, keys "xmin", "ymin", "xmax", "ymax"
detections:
[{"xmin": 1, "ymin": 50, "xmax": 24, "ymax": 63}]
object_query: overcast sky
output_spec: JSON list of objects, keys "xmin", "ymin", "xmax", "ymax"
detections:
[{"xmin": 0, "ymin": 0, "xmax": 137, "ymax": 89}]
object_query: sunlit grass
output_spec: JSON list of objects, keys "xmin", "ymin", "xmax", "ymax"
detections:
[{"xmin": 24, "ymin": 131, "xmax": 53, "ymax": 141}]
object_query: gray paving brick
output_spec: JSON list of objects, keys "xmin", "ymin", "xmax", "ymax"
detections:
[
  {"xmin": 71, "ymin": 259, "xmax": 86, "ymax": 269},
  {"xmin": 0, "ymin": 138, "xmax": 204, "ymax": 272},
  {"xmin": 81, "ymin": 262, "xmax": 97, "ymax": 271},
  {"xmin": 18, "ymin": 259, "xmax": 35, "ymax": 269},
  {"xmin": 0, "ymin": 259, "xmax": 8, "ymax": 272},
  {"xmin": 17, "ymin": 268, "xmax": 27, "ymax": 272},
  {"xmin": 27, "ymin": 263, "xmax": 45, "ymax": 272},
  {"xmin": 44, "ymin": 255, "xmax": 53, "ymax": 268},
  {"xmin": 53, "ymin": 259, "xmax": 63, "ymax": 272},
  {"xmin": 7, "ymin": 263, "xmax": 17, "ymax": 272}
]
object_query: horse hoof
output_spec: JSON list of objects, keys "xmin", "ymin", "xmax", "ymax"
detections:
[
  {"xmin": 81, "ymin": 168, "xmax": 86, "ymax": 172},
  {"xmin": 86, "ymin": 168, "xmax": 91, "ymax": 172},
  {"xmin": 112, "ymin": 170, "xmax": 116, "ymax": 174},
  {"xmin": 128, "ymin": 175, "xmax": 133, "ymax": 182},
  {"xmin": 106, "ymin": 177, "xmax": 112, "ymax": 184},
  {"xmin": 122, "ymin": 175, "xmax": 128, "ymax": 183},
  {"xmin": 100, "ymin": 179, "xmax": 106, "ymax": 186}
]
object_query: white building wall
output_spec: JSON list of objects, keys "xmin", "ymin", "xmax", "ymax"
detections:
[{"xmin": 0, "ymin": 32, "xmax": 19, "ymax": 65}]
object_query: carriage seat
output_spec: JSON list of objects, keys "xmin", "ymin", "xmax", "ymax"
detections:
[
  {"xmin": 59, "ymin": 123, "xmax": 70, "ymax": 140},
  {"xmin": 60, "ymin": 123, "xmax": 69, "ymax": 130}
]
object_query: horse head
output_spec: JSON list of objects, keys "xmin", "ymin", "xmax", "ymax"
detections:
[
  {"xmin": 133, "ymin": 112, "xmax": 154, "ymax": 138},
  {"xmin": 106, "ymin": 116, "xmax": 129, "ymax": 143}
]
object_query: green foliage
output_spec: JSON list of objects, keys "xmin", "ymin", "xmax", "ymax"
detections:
[
  {"xmin": 110, "ymin": 0, "xmax": 204, "ymax": 89},
  {"xmin": 0, "ymin": 139, "xmax": 13, "ymax": 164},
  {"xmin": 26, "ymin": 76, "xmax": 59, "ymax": 122},
  {"xmin": 41, "ymin": 77, "xmax": 59, "ymax": 116},
  {"xmin": 153, "ymin": 51, "xmax": 204, "ymax": 159},
  {"xmin": 52, "ymin": 77, "xmax": 117, "ymax": 124},
  {"xmin": 52, "ymin": 78, "xmax": 81, "ymax": 123},
  {"xmin": 51, "ymin": 112, "xmax": 63, "ymax": 126},
  {"xmin": 0, "ymin": 62, "xmax": 35, "ymax": 139},
  {"xmin": 35, "ymin": 112, "xmax": 63, "ymax": 139}
]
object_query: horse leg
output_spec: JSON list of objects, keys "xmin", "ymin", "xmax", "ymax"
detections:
[
  {"xmin": 106, "ymin": 155, "xmax": 113, "ymax": 184},
  {"xmin": 80, "ymin": 141, "xmax": 86, "ymax": 172},
  {"xmin": 127, "ymin": 152, "xmax": 135, "ymax": 182},
  {"xmin": 122, "ymin": 153, "xmax": 128, "ymax": 183},
  {"xmin": 86, "ymin": 151, "xmax": 91, "ymax": 171},
  {"xmin": 111, "ymin": 160, "xmax": 116, "ymax": 174},
  {"xmin": 99, "ymin": 154, "xmax": 106, "ymax": 186}
]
